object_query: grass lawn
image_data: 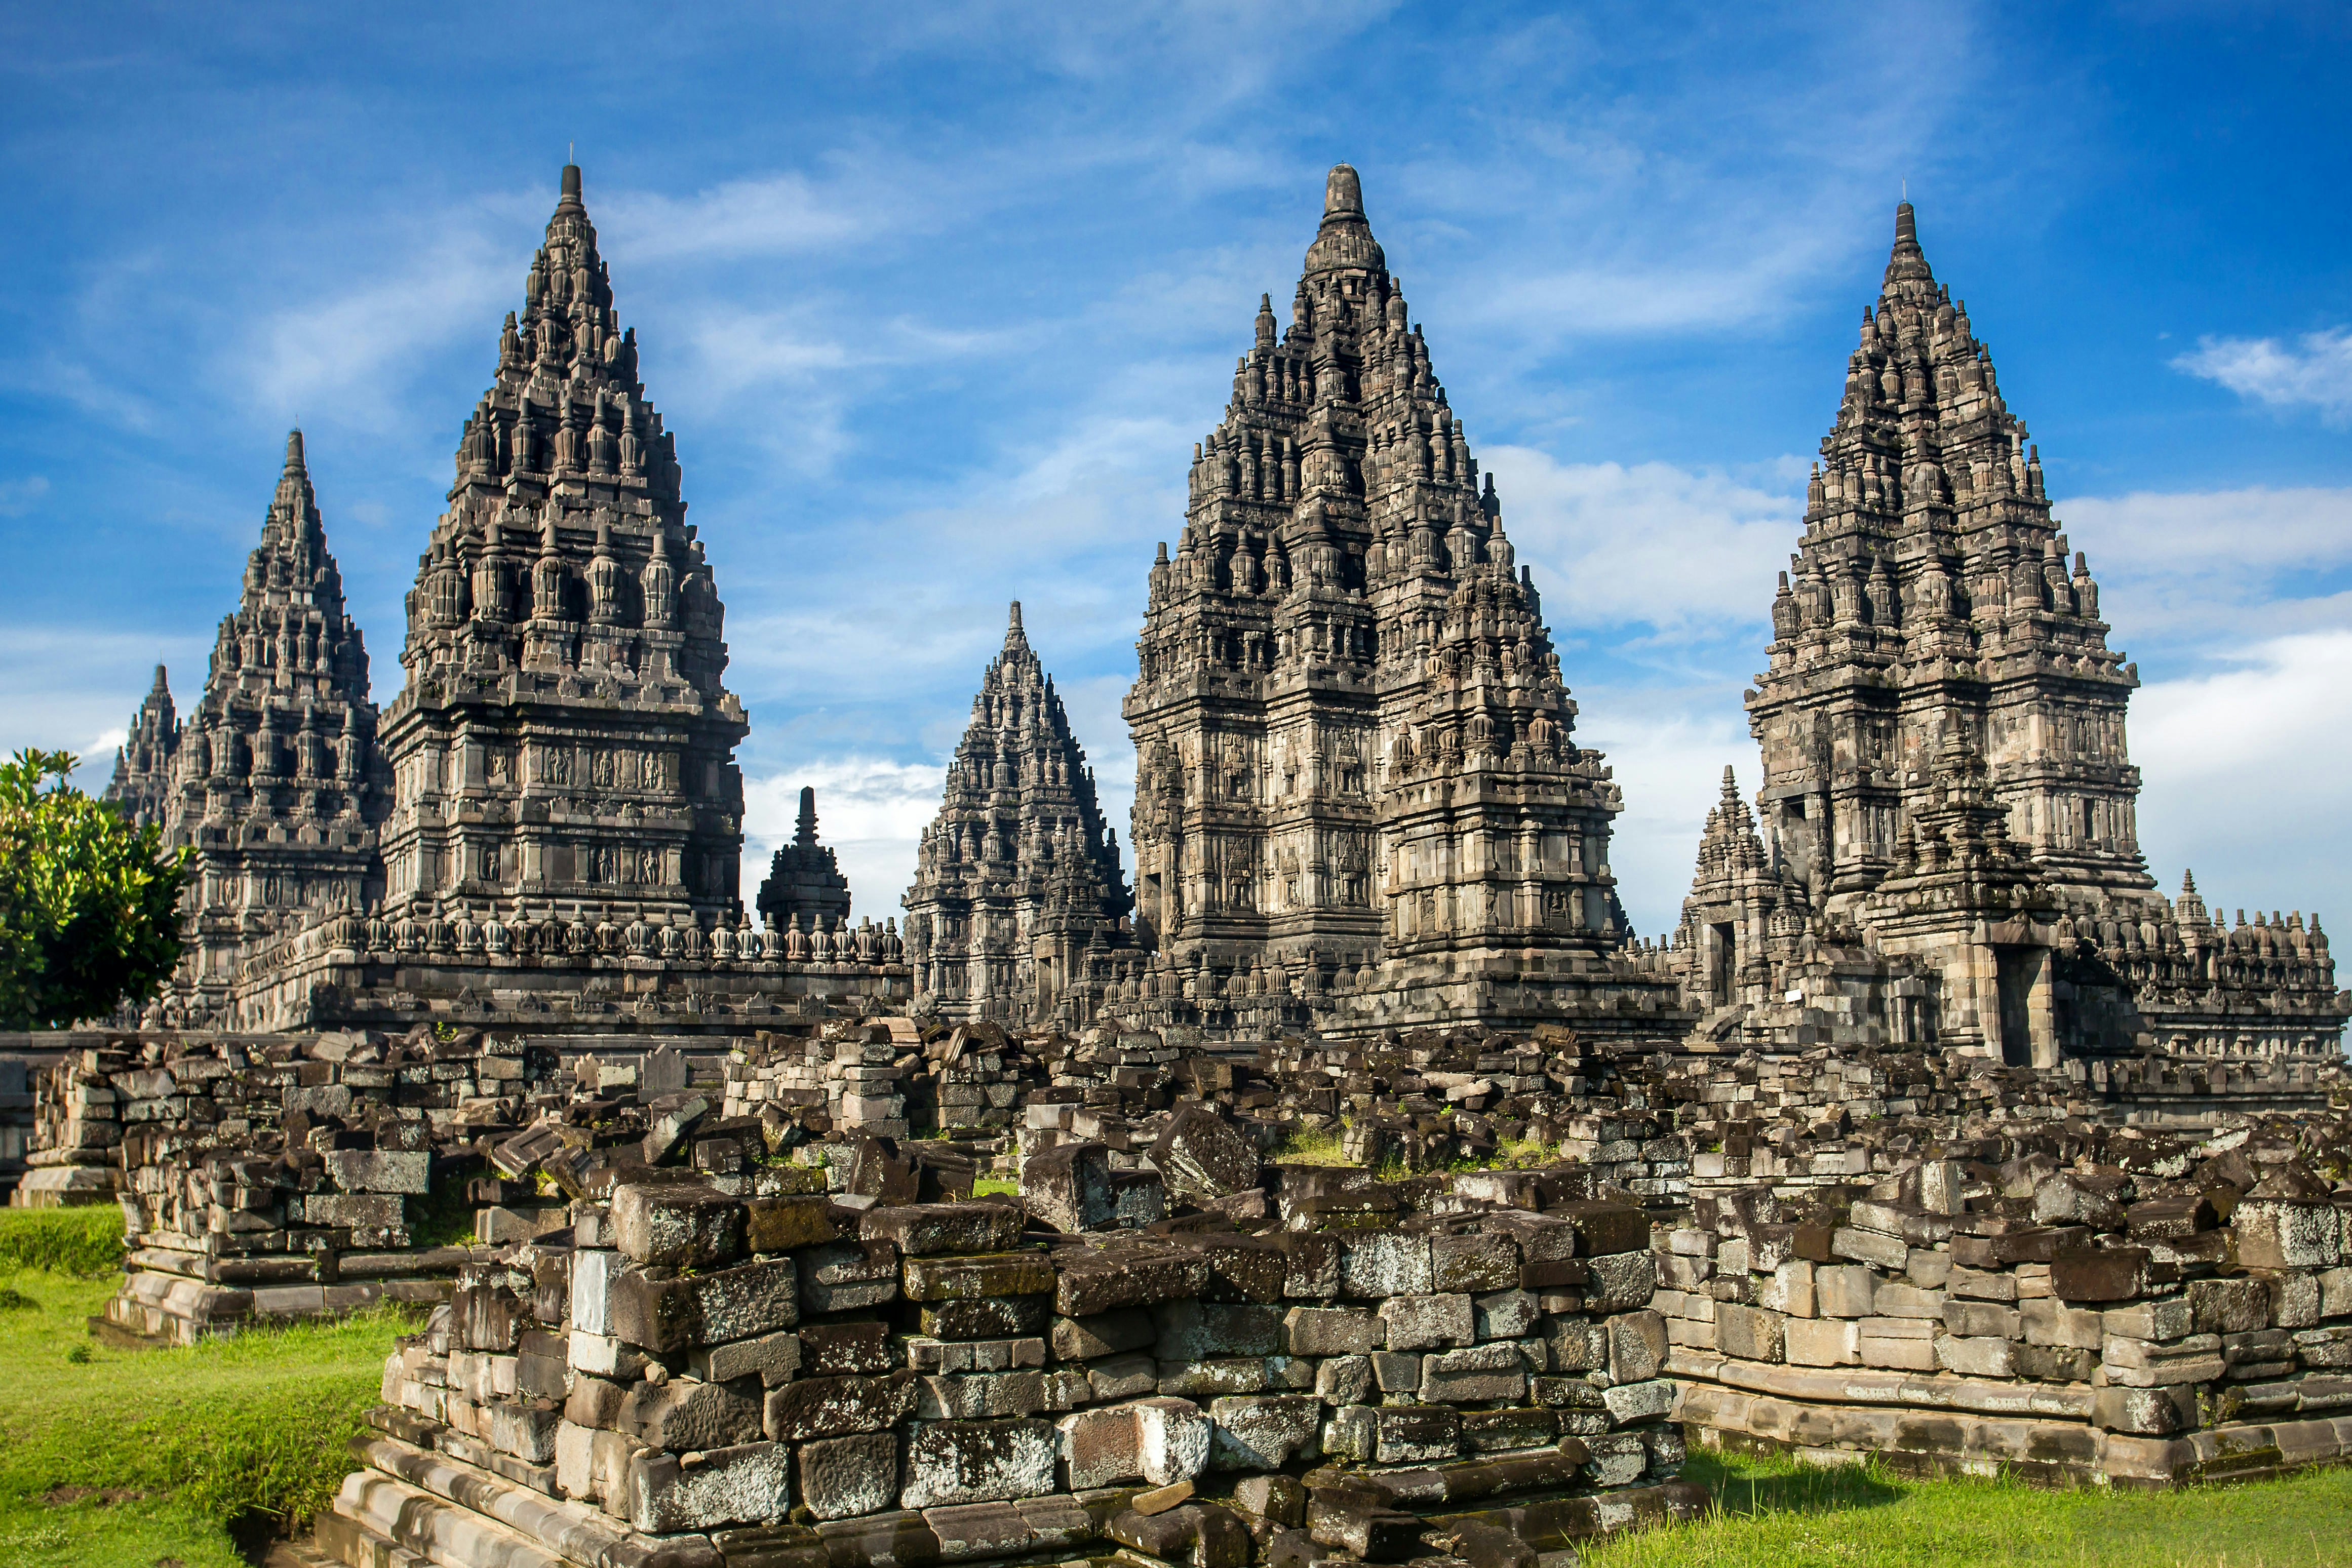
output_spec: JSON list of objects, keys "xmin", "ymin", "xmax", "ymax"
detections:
[
  {"xmin": 0, "ymin": 1207, "xmax": 410, "ymax": 1568},
  {"xmin": 1586, "ymin": 1447, "xmax": 2352, "ymax": 1568}
]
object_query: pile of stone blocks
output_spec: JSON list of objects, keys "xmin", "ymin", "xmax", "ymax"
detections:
[
  {"xmin": 722, "ymin": 1017, "xmax": 933, "ymax": 1141},
  {"xmin": 306, "ymin": 1127, "xmax": 1702, "ymax": 1568},
  {"xmin": 15, "ymin": 1028, "xmax": 559, "ymax": 1342},
  {"xmin": 1657, "ymin": 1113, "xmax": 2352, "ymax": 1486}
]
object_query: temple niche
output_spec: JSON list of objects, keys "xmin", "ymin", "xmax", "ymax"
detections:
[
  {"xmin": 1116, "ymin": 165, "xmax": 1680, "ymax": 1039},
  {"xmin": 129, "ymin": 431, "xmax": 391, "ymax": 1023},
  {"xmin": 905, "ymin": 603, "xmax": 1134, "ymax": 1026},
  {"xmin": 1672, "ymin": 204, "xmax": 2346, "ymax": 1076}
]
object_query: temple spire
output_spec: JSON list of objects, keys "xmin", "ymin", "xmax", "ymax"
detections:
[{"xmin": 1884, "ymin": 200, "xmax": 1933, "ymax": 289}]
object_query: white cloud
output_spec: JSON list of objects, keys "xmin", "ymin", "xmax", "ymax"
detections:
[
  {"xmin": 2132, "ymin": 630, "xmax": 2352, "ymax": 924},
  {"xmin": 1575, "ymin": 695, "xmax": 1757, "ymax": 937},
  {"xmin": 605, "ymin": 171, "xmax": 909, "ymax": 265},
  {"xmin": 2054, "ymin": 486, "xmax": 2352, "ymax": 644},
  {"xmin": 1484, "ymin": 445, "xmax": 1799, "ymax": 633},
  {"xmin": 742, "ymin": 756, "xmax": 948, "ymax": 923},
  {"xmin": 2174, "ymin": 328, "xmax": 2352, "ymax": 424}
]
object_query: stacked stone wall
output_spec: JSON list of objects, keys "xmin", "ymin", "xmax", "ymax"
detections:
[
  {"xmin": 1656, "ymin": 1113, "xmax": 2352, "ymax": 1486},
  {"xmin": 312, "ymin": 1153, "xmax": 1702, "ymax": 1568}
]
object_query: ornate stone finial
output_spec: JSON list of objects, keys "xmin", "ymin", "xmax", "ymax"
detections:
[
  {"xmin": 1885, "ymin": 199, "xmax": 1932, "ymax": 287},
  {"xmin": 1324, "ymin": 163, "xmax": 1363, "ymax": 219},
  {"xmin": 1305, "ymin": 162, "xmax": 1384, "ymax": 276},
  {"xmin": 796, "ymin": 786, "xmax": 819, "ymax": 849},
  {"xmin": 1006, "ymin": 601, "xmax": 1026, "ymax": 646},
  {"xmin": 559, "ymin": 162, "xmax": 584, "ymax": 210}
]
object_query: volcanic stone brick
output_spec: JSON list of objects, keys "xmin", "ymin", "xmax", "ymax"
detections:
[
  {"xmin": 1552, "ymin": 1202, "xmax": 1644, "ymax": 1258},
  {"xmin": 1208, "ymin": 1394, "xmax": 1322, "ymax": 1469},
  {"xmin": 1546, "ymin": 1321, "xmax": 1606, "ymax": 1371},
  {"xmin": 2234, "ymin": 1196, "xmax": 2342, "ymax": 1270},
  {"xmin": 1278, "ymin": 1233, "xmax": 1340, "ymax": 1299},
  {"xmin": 1090, "ymin": 1352, "xmax": 1160, "ymax": 1402},
  {"xmin": 690, "ymin": 1329, "xmax": 801, "ymax": 1385},
  {"xmin": 1434, "ymin": 1519, "xmax": 1536, "ymax": 1568},
  {"xmin": 1582, "ymin": 1432, "xmax": 1649, "ymax": 1486},
  {"xmin": 1053, "ymin": 1308, "xmax": 1156, "ymax": 1361},
  {"xmin": 1315, "ymin": 1354, "xmax": 1373, "ymax": 1406},
  {"xmin": 2093, "ymin": 1385, "xmax": 2196, "ymax": 1436},
  {"xmin": 1432, "ymin": 1233, "xmax": 1520, "ymax": 1293},
  {"xmin": 1460, "ymin": 1407, "xmax": 1560, "ymax": 1453},
  {"xmin": 613, "ymin": 1182, "xmax": 747, "ymax": 1270},
  {"xmin": 927, "ymin": 1295, "xmax": 1052, "ymax": 1341},
  {"xmin": 623, "ymin": 1440, "xmax": 792, "ymax": 1534},
  {"xmin": 1376, "ymin": 1406, "xmax": 1460, "ymax": 1463},
  {"xmin": 1150, "ymin": 1105, "xmax": 1261, "ymax": 1202},
  {"xmin": 1583, "ymin": 1251, "xmax": 1655, "ymax": 1313},
  {"xmin": 486, "ymin": 1398, "xmax": 563, "ymax": 1463},
  {"xmin": 1059, "ymin": 1404, "xmax": 1146, "ymax": 1489},
  {"xmin": 1715, "ymin": 1304, "xmax": 1785, "ymax": 1364},
  {"xmin": 2022, "ymin": 1296, "xmax": 2108, "ymax": 1349},
  {"xmin": 899, "ymin": 1418, "xmax": 1061, "ymax": 1509},
  {"xmin": 1943, "ymin": 1300, "xmax": 2022, "ymax": 1339},
  {"xmin": 1339, "ymin": 1233, "xmax": 1433, "ymax": 1299},
  {"xmin": 918, "ymin": 1370, "xmax": 1047, "ymax": 1420},
  {"xmin": 1024, "ymin": 1142, "xmax": 1114, "ymax": 1234},
  {"xmin": 1056, "ymin": 1249, "xmax": 1211, "ymax": 1316},
  {"xmin": 1159, "ymin": 1357, "xmax": 1270, "ymax": 1399},
  {"xmin": 1194, "ymin": 1235, "xmax": 1288, "ymax": 1304},
  {"xmin": 1473, "ymin": 1288, "xmax": 1540, "ymax": 1341},
  {"xmin": 863, "ymin": 1202, "xmax": 1024, "ymax": 1257},
  {"xmin": 1606, "ymin": 1310, "xmax": 1669, "ymax": 1382},
  {"xmin": 324, "ymin": 1149, "xmax": 433, "ymax": 1195},
  {"xmin": 1421, "ymin": 1342, "xmax": 1527, "ymax": 1403},
  {"xmin": 1283, "ymin": 1305, "xmax": 1382, "ymax": 1356},
  {"xmin": 799, "ymin": 1320, "xmax": 896, "ymax": 1376},
  {"xmin": 1152, "ymin": 1299, "xmax": 1283, "ymax": 1360},
  {"xmin": 2054, "ymin": 1246, "xmax": 2155, "ymax": 1302},
  {"xmin": 1784, "ymin": 1317, "xmax": 1860, "ymax": 1367},
  {"xmin": 1233, "ymin": 1474, "xmax": 1306, "ymax": 1527},
  {"xmin": 619, "ymin": 1375, "xmax": 766, "ymax": 1451},
  {"xmin": 744, "ymin": 1194, "xmax": 840, "ymax": 1253},
  {"xmin": 1135, "ymin": 1396, "xmax": 1213, "ymax": 1484},
  {"xmin": 610, "ymin": 1258, "xmax": 797, "ymax": 1354},
  {"xmin": 1379, "ymin": 1292, "xmax": 1474, "ymax": 1350},
  {"xmin": 763, "ymin": 1371, "xmax": 919, "ymax": 1440},
  {"xmin": 1935, "ymin": 1334, "xmax": 2018, "ymax": 1377},
  {"xmin": 798, "ymin": 1431, "xmax": 899, "ymax": 1520},
  {"xmin": 1111, "ymin": 1503, "xmax": 1252, "ymax": 1568},
  {"xmin": 1308, "ymin": 1482, "xmax": 1426, "ymax": 1561},
  {"xmin": 2189, "ymin": 1277, "xmax": 2271, "ymax": 1335},
  {"xmin": 903, "ymin": 1251, "xmax": 1054, "ymax": 1303},
  {"xmin": 798, "ymin": 1241, "xmax": 900, "ymax": 1315}
]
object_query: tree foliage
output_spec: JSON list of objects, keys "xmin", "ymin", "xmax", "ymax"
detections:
[{"xmin": 0, "ymin": 749, "xmax": 189, "ymax": 1030}]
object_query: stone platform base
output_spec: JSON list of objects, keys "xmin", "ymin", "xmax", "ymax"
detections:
[
  {"xmin": 9, "ymin": 1164, "xmax": 118, "ymax": 1207},
  {"xmin": 1673, "ymin": 1357, "xmax": 2352, "ymax": 1489},
  {"xmin": 311, "ymin": 1424, "xmax": 1706, "ymax": 1568},
  {"xmin": 105, "ymin": 1267, "xmax": 458, "ymax": 1345}
]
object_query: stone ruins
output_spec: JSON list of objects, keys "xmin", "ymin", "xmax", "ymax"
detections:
[{"xmin": 14, "ymin": 159, "xmax": 2347, "ymax": 1566}]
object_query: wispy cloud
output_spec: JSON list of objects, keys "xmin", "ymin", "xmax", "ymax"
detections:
[
  {"xmin": 0, "ymin": 475, "xmax": 50, "ymax": 515},
  {"xmin": 2055, "ymin": 485, "xmax": 2352, "ymax": 644},
  {"xmin": 2173, "ymin": 327, "xmax": 2352, "ymax": 424}
]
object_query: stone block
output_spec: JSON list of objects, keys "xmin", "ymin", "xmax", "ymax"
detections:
[
  {"xmin": 743, "ymin": 1194, "xmax": 840, "ymax": 1253},
  {"xmin": 2092, "ymin": 1385, "xmax": 2195, "ymax": 1436},
  {"xmin": 763, "ymin": 1371, "xmax": 918, "ymax": 1440},
  {"xmin": 2189, "ymin": 1277, "xmax": 2271, "ymax": 1335},
  {"xmin": 899, "ymin": 1418, "xmax": 1060, "ymax": 1509},
  {"xmin": 1375, "ymin": 1405, "xmax": 1459, "ymax": 1463},
  {"xmin": 1314, "ymin": 1354, "xmax": 1373, "ymax": 1406},
  {"xmin": 1546, "ymin": 1321, "xmax": 1607, "ymax": 1372},
  {"xmin": 903, "ymin": 1251, "xmax": 1054, "ymax": 1302},
  {"xmin": 1584, "ymin": 1250, "xmax": 1656, "ymax": 1313},
  {"xmin": 1379, "ymin": 1292, "xmax": 1474, "ymax": 1350},
  {"xmin": 1715, "ymin": 1304, "xmax": 1784, "ymax": 1364},
  {"xmin": 1150, "ymin": 1105, "xmax": 1262, "ymax": 1202},
  {"xmin": 1600, "ymin": 1378, "xmax": 1674, "ymax": 1424},
  {"xmin": 623, "ymin": 1440, "xmax": 790, "ymax": 1535},
  {"xmin": 1055, "ymin": 1248, "xmax": 1210, "ymax": 1316},
  {"xmin": 1158, "ymin": 1357, "xmax": 1269, "ymax": 1400},
  {"xmin": 1473, "ymin": 1288, "xmax": 1540, "ymax": 1341},
  {"xmin": 917, "ymin": 1370, "xmax": 1047, "ymax": 1420},
  {"xmin": 1338, "ymin": 1232, "xmax": 1433, "ymax": 1299},
  {"xmin": 1369, "ymin": 1351, "xmax": 1421, "ymax": 1392},
  {"xmin": 1233, "ymin": 1473, "xmax": 1306, "ymax": 1527},
  {"xmin": 2237, "ymin": 1197, "xmax": 2343, "ymax": 1270},
  {"xmin": 619, "ymin": 1376, "xmax": 766, "ymax": 1452},
  {"xmin": 1942, "ymin": 1300, "xmax": 2021, "ymax": 1339},
  {"xmin": 324, "ymin": 1149, "xmax": 433, "ymax": 1195},
  {"xmin": 1605, "ymin": 1309, "xmax": 1669, "ymax": 1383},
  {"xmin": 689, "ymin": 1329, "xmax": 800, "ymax": 1385},
  {"xmin": 613, "ymin": 1181, "xmax": 745, "ymax": 1270},
  {"xmin": 1136, "ymin": 1396, "xmax": 1213, "ymax": 1484},
  {"xmin": 610, "ymin": 1257, "xmax": 797, "ymax": 1353},
  {"xmin": 1059, "ymin": 1404, "xmax": 1145, "ymax": 1489},
  {"xmin": 1432, "ymin": 1233, "xmax": 1520, "ymax": 1293},
  {"xmin": 1816, "ymin": 1265, "xmax": 1877, "ymax": 1318},
  {"xmin": 2052, "ymin": 1246, "xmax": 2151, "ymax": 1302},
  {"xmin": 1830, "ymin": 1226, "xmax": 1909, "ymax": 1270},
  {"xmin": 1421, "ymin": 1342, "xmax": 1526, "ymax": 1403},
  {"xmin": 1283, "ymin": 1305, "xmax": 1382, "ymax": 1356},
  {"xmin": 1053, "ymin": 1308, "xmax": 1156, "ymax": 1361},
  {"xmin": 1934, "ymin": 1334, "xmax": 2017, "ymax": 1378},
  {"xmin": 2022, "ymin": 1296, "xmax": 2107, "ymax": 1350},
  {"xmin": 1208, "ymin": 1393, "xmax": 1323, "ymax": 1469},
  {"xmin": 569, "ymin": 1248, "xmax": 621, "ymax": 1338},
  {"xmin": 923, "ymin": 1295, "xmax": 1050, "ymax": 1341},
  {"xmin": 799, "ymin": 1431, "xmax": 898, "ymax": 1520},
  {"xmin": 1154, "ymin": 1299, "xmax": 1283, "ymax": 1360},
  {"xmin": 862, "ymin": 1202, "xmax": 1023, "ymax": 1257},
  {"xmin": 799, "ymin": 1320, "xmax": 896, "ymax": 1375},
  {"xmin": 1089, "ymin": 1352, "xmax": 1159, "ymax": 1402},
  {"xmin": 797, "ymin": 1240, "xmax": 900, "ymax": 1315},
  {"xmin": 1784, "ymin": 1316, "xmax": 1859, "ymax": 1367},
  {"xmin": 1024, "ymin": 1142, "xmax": 1114, "ymax": 1233},
  {"xmin": 1552, "ymin": 1201, "xmax": 1645, "ymax": 1257}
]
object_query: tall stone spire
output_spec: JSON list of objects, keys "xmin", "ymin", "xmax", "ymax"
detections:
[
  {"xmin": 102, "ymin": 664, "xmax": 179, "ymax": 830},
  {"xmin": 755, "ymin": 786, "xmax": 851, "ymax": 935},
  {"xmin": 1122, "ymin": 164, "xmax": 1641, "ymax": 1032},
  {"xmin": 907, "ymin": 602, "xmax": 1131, "ymax": 1024},
  {"xmin": 377, "ymin": 165, "xmax": 749, "ymax": 929},
  {"xmin": 1747, "ymin": 201, "xmax": 2150, "ymax": 910},
  {"xmin": 156, "ymin": 429, "xmax": 390, "ymax": 1018}
]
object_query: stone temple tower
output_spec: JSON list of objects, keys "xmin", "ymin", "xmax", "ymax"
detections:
[
  {"xmin": 155, "ymin": 431, "xmax": 391, "ymax": 1018},
  {"xmin": 1750, "ymin": 202, "xmax": 2152, "ymax": 914},
  {"xmin": 908, "ymin": 603, "xmax": 1132, "ymax": 1024},
  {"xmin": 102, "ymin": 664, "xmax": 180, "ymax": 830},
  {"xmin": 1123, "ymin": 165, "xmax": 1658, "ymax": 1034},
  {"xmin": 756, "ymin": 786, "xmax": 853, "ymax": 936},
  {"xmin": 376, "ymin": 165, "xmax": 749, "ymax": 933}
]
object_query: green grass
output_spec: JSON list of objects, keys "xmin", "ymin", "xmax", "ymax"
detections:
[
  {"xmin": 0, "ymin": 1205, "xmax": 130, "ymax": 1276},
  {"xmin": 1272, "ymin": 1123, "xmax": 1357, "ymax": 1167},
  {"xmin": 972, "ymin": 1175, "xmax": 1019, "ymax": 1198},
  {"xmin": 1586, "ymin": 1449, "xmax": 2352, "ymax": 1568},
  {"xmin": 0, "ymin": 1208, "xmax": 412, "ymax": 1568}
]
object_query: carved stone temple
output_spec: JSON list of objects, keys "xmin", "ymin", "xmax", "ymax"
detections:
[
  {"xmin": 101, "ymin": 432, "xmax": 393, "ymax": 1024},
  {"xmin": 109, "ymin": 167, "xmax": 907, "ymax": 1035},
  {"xmin": 1106, "ymin": 165, "xmax": 1683, "ymax": 1039},
  {"xmin": 1669, "ymin": 204, "xmax": 2346, "ymax": 1081},
  {"xmin": 904, "ymin": 603, "xmax": 1133, "ymax": 1024},
  {"xmin": 755, "ymin": 786, "xmax": 853, "ymax": 936}
]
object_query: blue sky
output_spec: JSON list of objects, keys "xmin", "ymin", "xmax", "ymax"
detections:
[{"xmin": 3, "ymin": 2, "xmax": 2347, "ymax": 938}]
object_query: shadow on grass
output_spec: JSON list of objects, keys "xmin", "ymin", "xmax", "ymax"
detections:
[{"xmin": 1683, "ymin": 1449, "xmax": 1909, "ymax": 1518}]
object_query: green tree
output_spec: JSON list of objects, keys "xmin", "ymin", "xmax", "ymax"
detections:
[{"xmin": 0, "ymin": 749, "xmax": 189, "ymax": 1030}]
